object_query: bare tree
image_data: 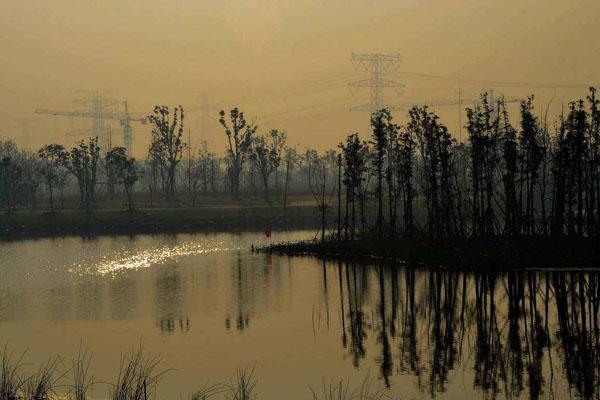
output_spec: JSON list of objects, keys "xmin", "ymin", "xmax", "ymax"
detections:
[
  {"xmin": 282, "ymin": 146, "xmax": 299, "ymax": 209},
  {"xmin": 250, "ymin": 129, "xmax": 286, "ymax": 203},
  {"xmin": 106, "ymin": 146, "xmax": 138, "ymax": 211},
  {"xmin": 38, "ymin": 144, "xmax": 67, "ymax": 212},
  {"xmin": 308, "ymin": 153, "xmax": 337, "ymax": 242},
  {"xmin": 64, "ymin": 137, "xmax": 100, "ymax": 211},
  {"xmin": 219, "ymin": 108, "xmax": 256, "ymax": 200},
  {"xmin": 148, "ymin": 105, "xmax": 186, "ymax": 201}
]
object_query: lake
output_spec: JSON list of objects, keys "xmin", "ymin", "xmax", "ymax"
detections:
[{"xmin": 0, "ymin": 230, "xmax": 597, "ymax": 399}]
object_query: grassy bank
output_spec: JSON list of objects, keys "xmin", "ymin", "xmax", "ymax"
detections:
[
  {"xmin": 0, "ymin": 205, "xmax": 320, "ymax": 240},
  {"xmin": 0, "ymin": 345, "xmax": 393, "ymax": 400},
  {"xmin": 258, "ymin": 236, "xmax": 600, "ymax": 269}
]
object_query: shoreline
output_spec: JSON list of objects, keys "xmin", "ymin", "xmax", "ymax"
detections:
[
  {"xmin": 0, "ymin": 205, "xmax": 320, "ymax": 241},
  {"xmin": 257, "ymin": 236, "xmax": 600, "ymax": 269}
]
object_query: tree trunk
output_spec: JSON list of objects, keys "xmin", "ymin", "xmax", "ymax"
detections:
[{"xmin": 283, "ymin": 160, "xmax": 290, "ymax": 209}]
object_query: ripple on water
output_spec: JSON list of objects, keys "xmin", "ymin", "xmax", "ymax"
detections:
[{"xmin": 69, "ymin": 240, "xmax": 241, "ymax": 276}]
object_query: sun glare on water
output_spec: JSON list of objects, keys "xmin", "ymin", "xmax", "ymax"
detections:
[{"xmin": 70, "ymin": 240, "xmax": 240, "ymax": 276}]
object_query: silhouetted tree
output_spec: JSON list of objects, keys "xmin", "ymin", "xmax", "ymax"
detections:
[
  {"xmin": 340, "ymin": 133, "xmax": 368, "ymax": 239},
  {"xmin": 105, "ymin": 146, "xmax": 138, "ymax": 210},
  {"xmin": 65, "ymin": 137, "xmax": 100, "ymax": 211},
  {"xmin": 219, "ymin": 108, "xmax": 256, "ymax": 200},
  {"xmin": 466, "ymin": 94, "xmax": 500, "ymax": 236},
  {"xmin": 370, "ymin": 108, "xmax": 395, "ymax": 238},
  {"xmin": 518, "ymin": 97, "xmax": 544, "ymax": 235},
  {"xmin": 250, "ymin": 129, "xmax": 286, "ymax": 203},
  {"xmin": 38, "ymin": 144, "xmax": 67, "ymax": 212},
  {"xmin": 398, "ymin": 117, "xmax": 417, "ymax": 235},
  {"xmin": 148, "ymin": 105, "xmax": 186, "ymax": 201}
]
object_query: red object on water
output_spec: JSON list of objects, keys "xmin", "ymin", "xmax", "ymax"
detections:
[{"xmin": 265, "ymin": 227, "xmax": 272, "ymax": 238}]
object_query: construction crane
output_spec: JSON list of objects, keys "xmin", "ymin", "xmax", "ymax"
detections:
[{"xmin": 35, "ymin": 100, "xmax": 147, "ymax": 153}]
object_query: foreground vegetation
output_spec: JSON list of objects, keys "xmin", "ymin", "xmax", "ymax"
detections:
[{"xmin": 0, "ymin": 345, "xmax": 396, "ymax": 400}]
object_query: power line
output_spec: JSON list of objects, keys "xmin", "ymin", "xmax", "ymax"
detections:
[
  {"xmin": 256, "ymin": 97, "xmax": 353, "ymax": 124},
  {"xmin": 396, "ymin": 70, "xmax": 593, "ymax": 89},
  {"xmin": 188, "ymin": 71, "xmax": 362, "ymax": 113}
]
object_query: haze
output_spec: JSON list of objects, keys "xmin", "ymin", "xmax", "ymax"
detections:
[{"xmin": 1, "ymin": 0, "xmax": 598, "ymax": 157}]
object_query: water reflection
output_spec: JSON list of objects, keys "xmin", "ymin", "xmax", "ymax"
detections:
[
  {"xmin": 331, "ymin": 263, "xmax": 600, "ymax": 399},
  {"xmin": 1, "ymin": 232, "xmax": 599, "ymax": 400}
]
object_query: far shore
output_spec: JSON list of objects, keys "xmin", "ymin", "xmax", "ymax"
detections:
[{"xmin": 0, "ymin": 204, "xmax": 321, "ymax": 241}]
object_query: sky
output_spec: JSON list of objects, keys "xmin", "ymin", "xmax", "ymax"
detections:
[{"xmin": 1, "ymin": 0, "xmax": 599, "ymax": 157}]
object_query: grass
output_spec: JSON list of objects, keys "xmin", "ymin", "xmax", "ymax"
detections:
[
  {"xmin": 0, "ymin": 204, "xmax": 321, "ymax": 240},
  {"xmin": 22, "ymin": 356, "xmax": 64, "ymax": 400},
  {"xmin": 225, "ymin": 365, "xmax": 257, "ymax": 400},
  {"xmin": 70, "ymin": 345, "xmax": 93, "ymax": 400},
  {"xmin": 190, "ymin": 382, "xmax": 226, "ymax": 400},
  {"xmin": 110, "ymin": 345, "xmax": 166, "ymax": 400},
  {"xmin": 0, "ymin": 344, "xmax": 400, "ymax": 400},
  {"xmin": 0, "ymin": 344, "xmax": 25, "ymax": 400},
  {"xmin": 310, "ymin": 374, "xmax": 390, "ymax": 400}
]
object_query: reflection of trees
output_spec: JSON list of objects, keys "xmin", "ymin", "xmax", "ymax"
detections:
[
  {"xmin": 225, "ymin": 252, "xmax": 285, "ymax": 333},
  {"xmin": 226, "ymin": 251, "xmax": 251, "ymax": 332},
  {"xmin": 154, "ymin": 268, "xmax": 190, "ymax": 335},
  {"xmin": 159, "ymin": 316, "xmax": 190, "ymax": 335},
  {"xmin": 553, "ymin": 272, "xmax": 600, "ymax": 399},
  {"xmin": 346, "ymin": 263, "xmax": 368, "ymax": 367},
  {"xmin": 337, "ymin": 263, "xmax": 368, "ymax": 367},
  {"xmin": 427, "ymin": 271, "xmax": 460, "ymax": 395},
  {"xmin": 376, "ymin": 265, "xmax": 392, "ymax": 387},
  {"xmin": 473, "ymin": 272, "xmax": 505, "ymax": 396},
  {"xmin": 109, "ymin": 273, "xmax": 139, "ymax": 320},
  {"xmin": 399, "ymin": 266, "xmax": 421, "ymax": 384},
  {"xmin": 329, "ymin": 263, "xmax": 600, "ymax": 400}
]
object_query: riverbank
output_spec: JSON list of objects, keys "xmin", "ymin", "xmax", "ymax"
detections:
[
  {"xmin": 0, "ymin": 204, "xmax": 320, "ymax": 240},
  {"xmin": 258, "ymin": 236, "xmax": 600, "ymax": 269}
]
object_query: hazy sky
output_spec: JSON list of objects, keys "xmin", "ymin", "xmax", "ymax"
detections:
[{"xmin": 1, "ymin": 0, "xmax": 599, "ymax": 157}]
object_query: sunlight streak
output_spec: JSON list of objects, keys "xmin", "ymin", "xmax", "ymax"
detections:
[{"xmin": 69, "ymin": 241, "xmax": 241, "ymax": 276}]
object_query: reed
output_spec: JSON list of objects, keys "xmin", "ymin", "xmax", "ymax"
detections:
[
  {"xmin": 225, "ymin": 364, "xmax": 257, "ymax": 400},
  {"xmin": 310, "ymin": 374, "xmax": 391, "ymax": 400},
  {"xmin": 69, "ymin": 345, "xmax": 93, "ymax": 400},
  {"xmin": 0, "ymin": 344, "xmax": 25, "ymax": 400},
  {"xmin": 110, "ymin": 345, "xmax": 166, "ymax": 400},
  {"xmin": 190, "ymin": 382, "xmax": 226, "ymax": 400},
  {"xmin": 22, "ymin": 355, "xmax": 64, "ymax": 400}
]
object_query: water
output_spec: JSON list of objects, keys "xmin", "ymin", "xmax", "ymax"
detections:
[{"xmin": 0, "ymin": 231, "xmax": 598, "ymax": 399}]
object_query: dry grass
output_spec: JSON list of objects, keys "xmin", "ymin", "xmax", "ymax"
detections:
[
  {"xmin": 22, "ymin": 355, "xmax": 65, "ymax": 400},
  {"xmin": 110, "ymin": 345, "xmax": 166, "ymax": 400},
  {"xmin": 1, "ymin": 345, "xmax": 398, "ymax": 400},
  {"xmin": 310, "ymin": 374, "xmax": 391, "ymax": 400},
  {"xmin": 189, "ymin": 382, "xmax": 226, "ymax": 400},
  {"xmin": 0, "ymin": 344, "xmax": 25, "ymax": 400},
  {"xmin": 225, "ymin": 364, "xmax": 258, "ymax": 400},
  {"xmin": 69, "ymin": 345, "xmax": 94, "ymax": 400}
]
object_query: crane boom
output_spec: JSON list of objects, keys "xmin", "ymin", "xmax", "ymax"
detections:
[
  {"xmin": 34, "ymin": 109, "xmax": 147, "ymax": 123},
  {"xmin": 35, "ymin": 99, "xmax": 147, "ymax": 153}
]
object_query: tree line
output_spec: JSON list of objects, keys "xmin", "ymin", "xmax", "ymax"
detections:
[
  {"xmin": 2, "ymin": 88, "xmax": 600, "ymax": 241},
  {"xmin": 331, "ymin": 87, "xmax": 600, "ymax": 240},
  {"xmin": 0, "ymin": 105, "xmax": 322, "ymax": 212}
]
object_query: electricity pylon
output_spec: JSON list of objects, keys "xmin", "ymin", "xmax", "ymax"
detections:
[{"xmin": 348, "ymin": 53, "xmax": 404, "ymax": 112}]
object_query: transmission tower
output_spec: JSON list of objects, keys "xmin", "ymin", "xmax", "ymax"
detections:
[{"xmin": 348, "ymin": 53, "xmax": 404, "ymax": 112}]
